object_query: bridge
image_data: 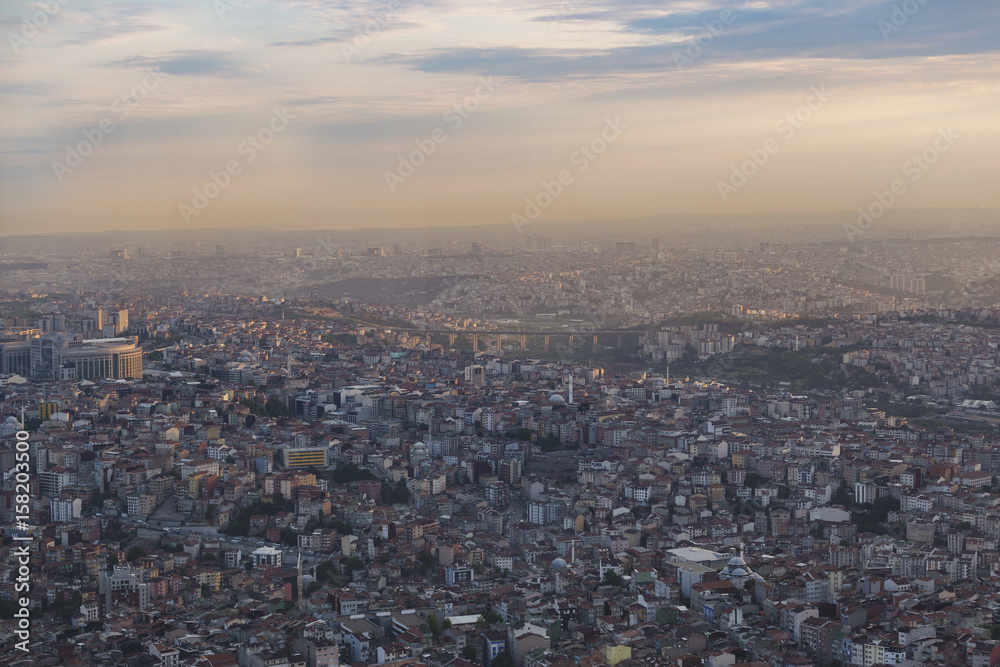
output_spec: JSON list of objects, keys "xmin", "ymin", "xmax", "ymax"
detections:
[{"xmin": 353, "ymin": 325, "xmax": 646, "ymax": 353}]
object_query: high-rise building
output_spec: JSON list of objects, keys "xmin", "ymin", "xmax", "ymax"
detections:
[
  {"xmin": 50, "ymin": 497, "xmax": 82, "ymax": 523},
  {"xmin": 29, "ymin": 333, "xmax": 143, "ymax": 380},
  {"xmin": 0, "ymin": 332, "xmax": 31, "ymax": 376},
  {"xmin": 464, "ymin": 365, "xmax": 485, "ymax": 387},
  {"xmin": 252, "ymin": 546, "xmax": 283, "ymax": 567},
  {"xmin": 99, "ymin": 567, "xmax": 150, "ymax": 615},
  {"xmin": 108, "ymin": 309, "xmax": 129, "ymax": 334},
  {"xmin": 37, "ymin": 313, "xmax": 66, "ymax": 332},
  {"xmin": 280, "ymin": 446, "xmax": 330, "ymax": 469}
]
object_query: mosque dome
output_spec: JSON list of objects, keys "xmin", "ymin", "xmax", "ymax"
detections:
[{"xmin": 720, "ymin": 549, "xmax": 763, "ymax": 583}]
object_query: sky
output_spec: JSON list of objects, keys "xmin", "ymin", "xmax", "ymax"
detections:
[{"xmin": 1, "ymin": 0, "xmax": 998, "ymax": 234}]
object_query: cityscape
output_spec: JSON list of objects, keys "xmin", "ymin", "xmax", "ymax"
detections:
[
  {"xmin": 4, "ymin": 1, "xmax": 1000, "ymax": 667},
  {"xmin": 5, "ymin": 223, "xmax": 1000, "ymax": 667}
]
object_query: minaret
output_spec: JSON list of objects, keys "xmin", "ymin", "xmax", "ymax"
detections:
[
  {"xmin": 296, "ymin": 551, "xmax": 303, "ymax": 610},
  {"xmin": 568, "ymin": 372, "xmax": 574, "ymax": 405}
]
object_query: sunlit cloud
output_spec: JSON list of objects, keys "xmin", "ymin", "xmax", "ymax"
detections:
[{"xmin": 1, "ymin": 0, "xmax": 998, "ymax": 234}]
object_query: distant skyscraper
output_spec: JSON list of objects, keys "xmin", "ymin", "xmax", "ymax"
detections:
[
  {"xmin": 522, "ymin": 233, "xmax": 550, "ymax": 251},
  {"xmin": 216, "ymin": 244, "xmax": 226, "ymax": 255},
  {"xmin": 107, "ymin": 309, "xmax": 129, "ymax": 334}
]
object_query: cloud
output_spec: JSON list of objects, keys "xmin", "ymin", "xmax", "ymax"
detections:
[
  {"xmin": 271, "ymin": 21, "xmax": 427, "ymax": 47},
  {"xmin": 0, "ymin": 82, "xmax": 53, "ymax": 96},
  {"xmin": 108, "ymin": 50, "xmax": 258, "ymax": 77},
  {"xmin": 380, "ymin": 0, "xmax": 1000, "ymax": 80},
  {"xmin": 60, "ymin": 2, "xmax": 172, "ymax": 46}
]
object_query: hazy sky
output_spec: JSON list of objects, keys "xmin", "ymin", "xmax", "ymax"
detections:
[{"xmin": 1, "ymin": 0, "xmax": 998, "ymax": 234}]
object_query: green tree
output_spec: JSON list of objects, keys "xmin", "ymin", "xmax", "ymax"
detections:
[
  {"xmin": 280, "ymin": 527, "xmax": 298, "ymax": 547},
  {"xmin": 427, "ymin": 613, "xmax": 441, "ymax": 640},
  {"xmin": 316, "ymin": 561, "xmax": 338, "ymax": 584},
  {"xmin": 126, "ymin": 546, "xmax": 147, "ymax": 562},
  {"xmin": 330, "ymin": 463, "xmax": 378, "ymax": 484},
  {"xmin": 462, "ymin": 644, "xmax": 477, "ymax": 661},
  {"xmin": 602, "ymin": 569, "xmax": 625, "ymax": 587},
  {"xmin": 344, "ymin": 556, "xmax": 365, "ymax": 580},
  {"xmin": 492, "ymin": 652, "xmax": 515, "ymax": 667},
  {"xmin": 329, "ymin": 519, "xmax": 354, "ymax": 534},
  {"xmin": 383, "ymin": 479, "xmax": 411, "ymax": 505}
]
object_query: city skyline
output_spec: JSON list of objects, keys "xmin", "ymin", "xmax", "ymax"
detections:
[{"xmin": 2, "ymin": 0, "xmax": 1000, "ymax": 234}]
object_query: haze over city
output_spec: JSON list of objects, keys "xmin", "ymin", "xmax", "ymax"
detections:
[{"xmin": 7, "ymin": 4, "xmax": 1000, "ymax": 667}]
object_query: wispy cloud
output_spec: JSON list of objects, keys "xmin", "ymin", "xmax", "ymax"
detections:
[{"xmin": 109, "ymin": 50, "xmax": 262, "ymax": 77}]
